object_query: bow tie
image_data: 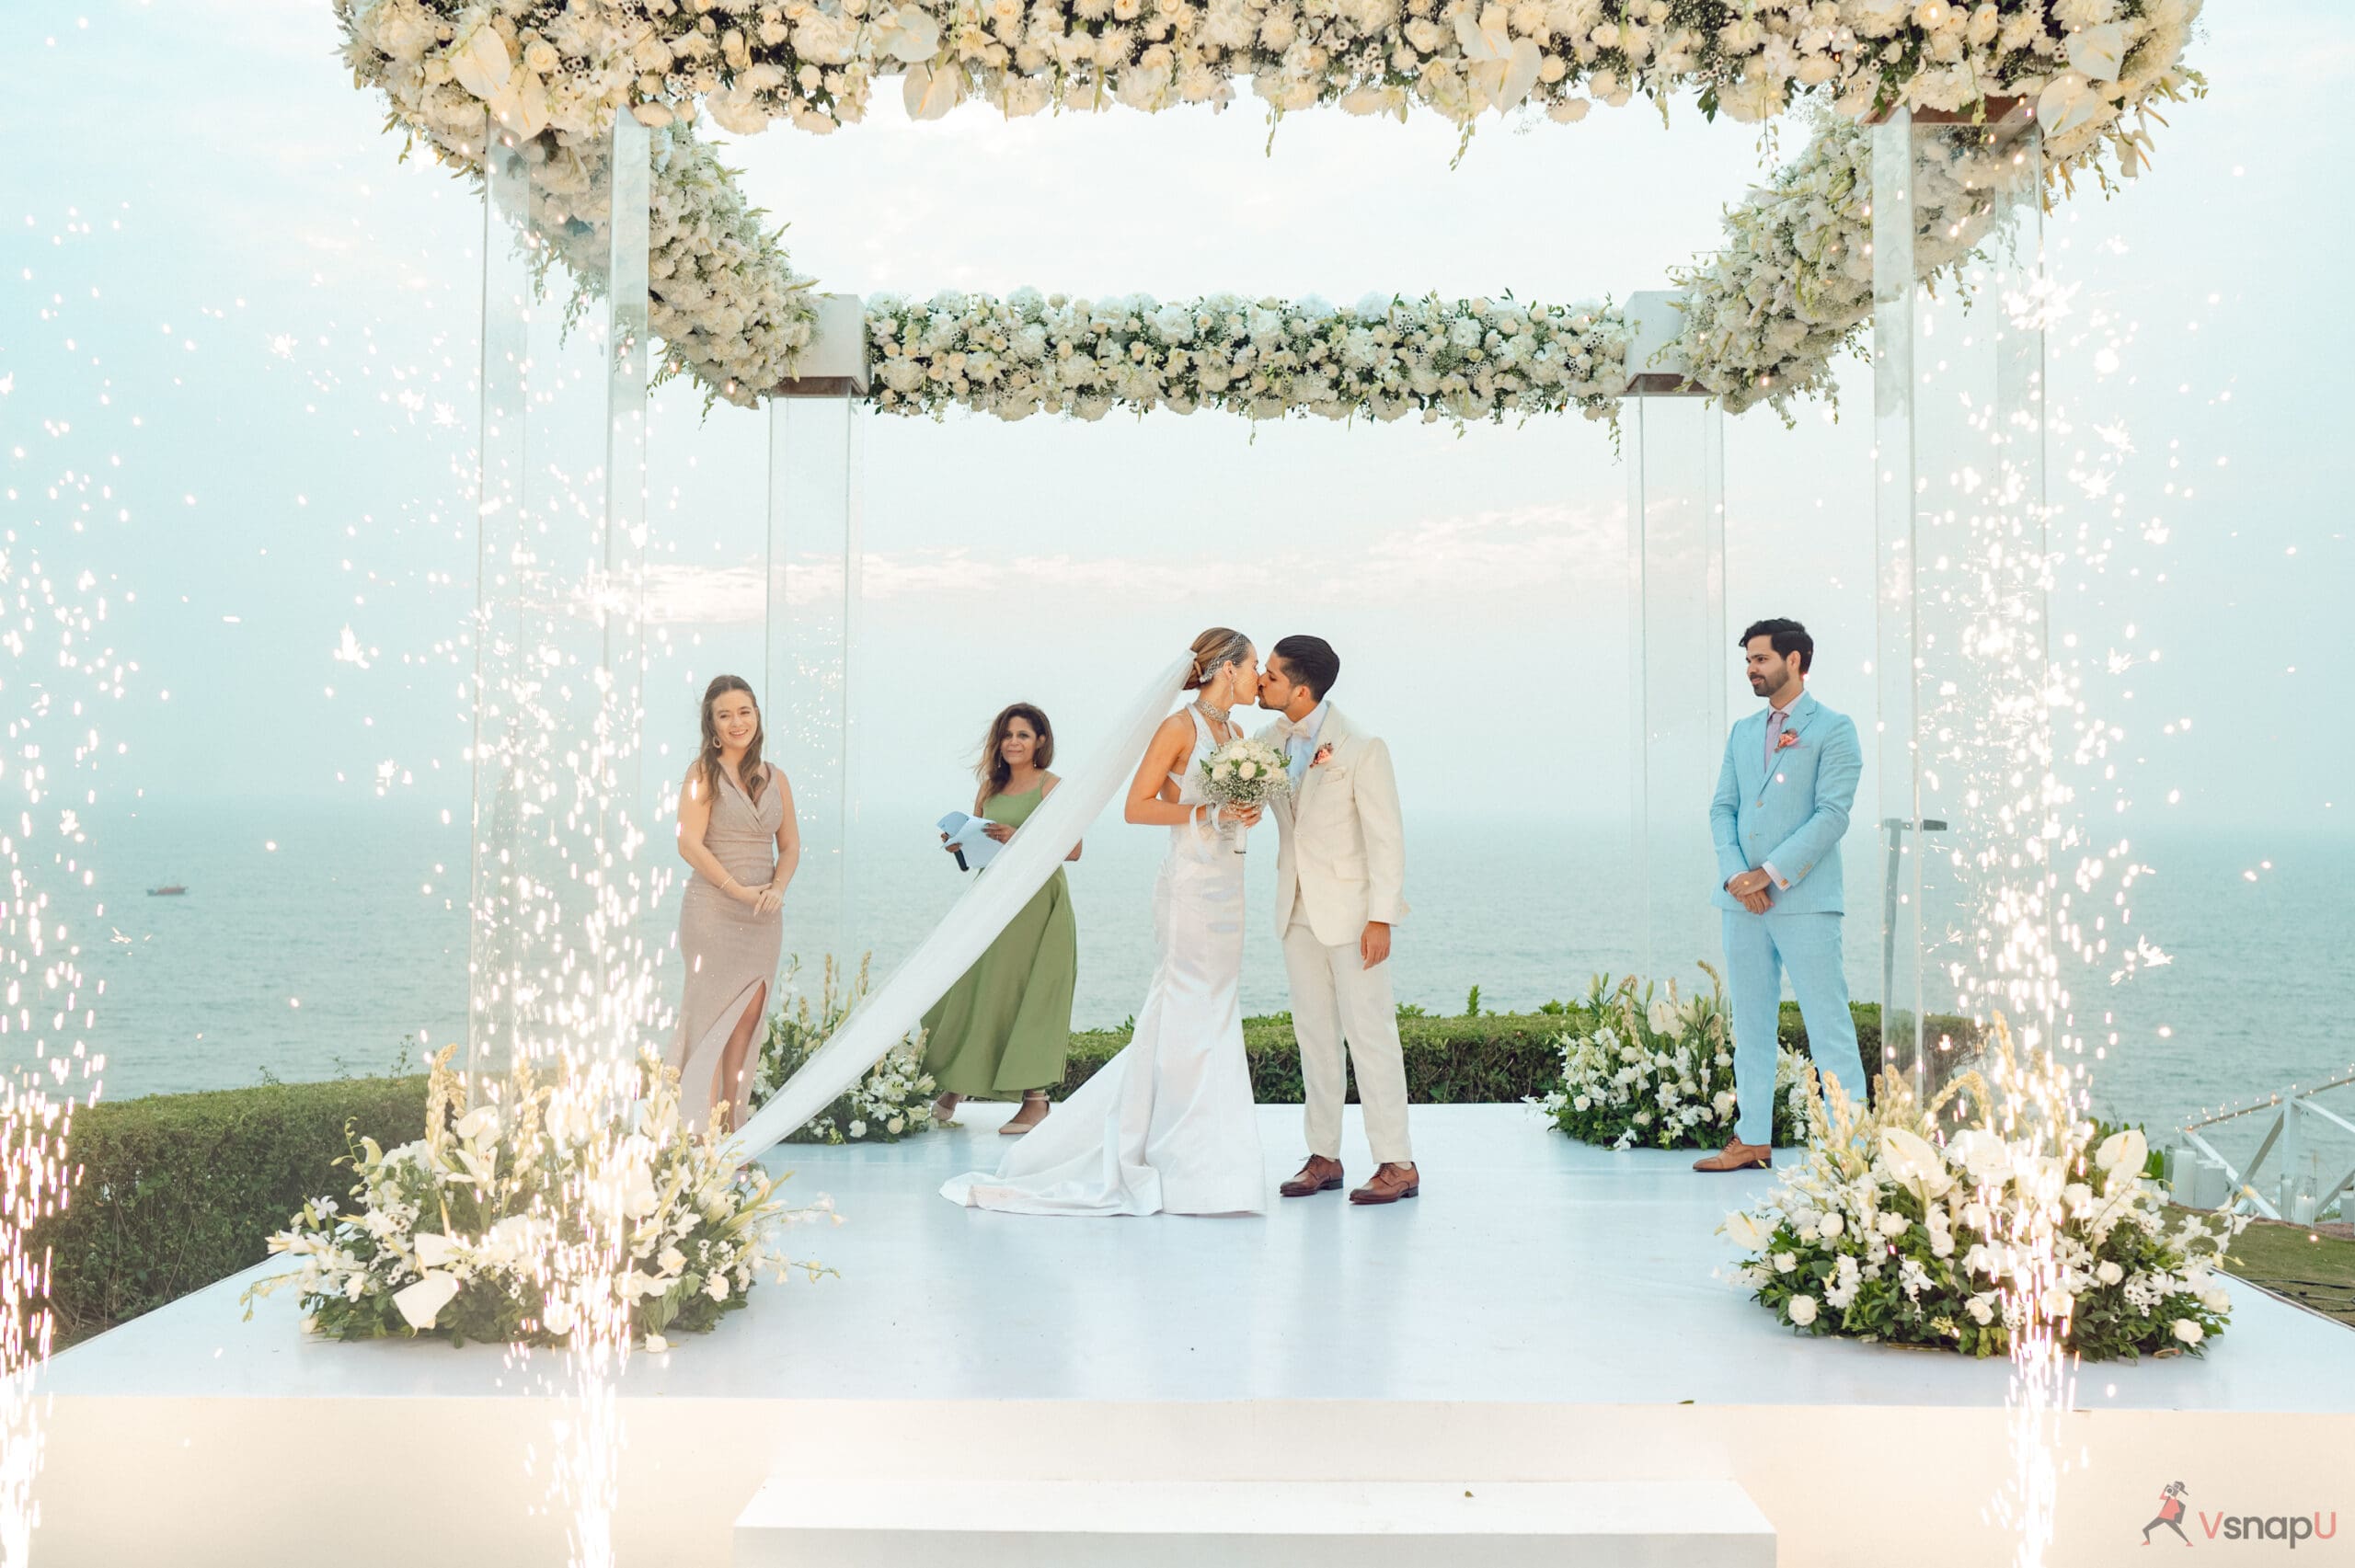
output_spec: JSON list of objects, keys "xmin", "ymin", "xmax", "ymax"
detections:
[{"xmin": 1277, "ymin": 718, "xmax": 1314, "ymax": 740}]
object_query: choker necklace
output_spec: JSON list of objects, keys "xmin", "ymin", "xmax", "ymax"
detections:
[{"xmin": 1194, "ymin": 696, "xmax": 1231, "ymax": 724}]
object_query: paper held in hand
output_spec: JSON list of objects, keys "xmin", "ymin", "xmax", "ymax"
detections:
[{"xmin": 937, "ymin": 811, "xmax": 1004, "ymax": 870}]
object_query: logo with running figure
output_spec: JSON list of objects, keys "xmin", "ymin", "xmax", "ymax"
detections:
[
  {"xmin": 2137, "ymin": 1482, "xmax": 2342, "ymax": 1550},
  {"xmin": 2144, "ymin": 1482, "xmax": 2192, "ymax": 1547}
]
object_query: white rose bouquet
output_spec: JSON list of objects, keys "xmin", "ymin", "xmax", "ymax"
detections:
[{"xmin": 1198, "ymin": 737, "xmax": 1292, "ymax": 855}]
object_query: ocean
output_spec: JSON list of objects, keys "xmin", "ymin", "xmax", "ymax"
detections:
[{"xmin": 74, "ymin": 801, "xmax": 2351, "ymax": 1148}]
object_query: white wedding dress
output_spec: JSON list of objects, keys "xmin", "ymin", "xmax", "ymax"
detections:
[{"xmin": 941, "ymin": 705, "xmax": 1265, "ymax": 1217}]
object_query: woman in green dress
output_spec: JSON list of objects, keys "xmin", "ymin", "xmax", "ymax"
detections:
[{"xmin": 926, "ymin": 703, "xmax": 1082, "ymax": 1135}]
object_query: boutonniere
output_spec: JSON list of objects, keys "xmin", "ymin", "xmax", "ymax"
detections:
[
  {"xmin": 1775, "ymin": 728, "xmax": 1801, "ymax": 750},
  {"xmin": 1310, "ymin": 743, "xmax": 1335, "ymax": 768}
]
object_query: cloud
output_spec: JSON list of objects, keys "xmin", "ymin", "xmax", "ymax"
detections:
[{"xmin": 640, "ymin": 499, "xmax": 1618, "ymax": 624}]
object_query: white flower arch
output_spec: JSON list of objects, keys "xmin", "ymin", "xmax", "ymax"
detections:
[{"xmin": 338, "ymin": 0, "xmax": 2203, "ymax": 420}]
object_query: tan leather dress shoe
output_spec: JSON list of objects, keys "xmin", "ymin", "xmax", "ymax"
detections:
[
  {"xmin": 1692, "ymin": 1139, "xmax": 1773, "ymax": 1173},
  {"xmin": 1280, "ymin": 1154, "xmax": 1344, "ymax": 1197},
  {"xmin": 1349, "ymin": 1162, "xmax": 1419, "ymax": 1204}
]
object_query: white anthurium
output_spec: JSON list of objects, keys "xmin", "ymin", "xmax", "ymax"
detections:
[
  {"xmin": 2036, "ymin": 70, "xmax": 2107, "ymax": 138},
  {"xmin": 1878, "ymin": 1127, "xmax": 1954, "ymax": 1200},
  {"xmin": 903, "ymin": 62, "xmax": 963, "ymax": 120},
  {"xmin": 445, "ymin": 20, "xmax": 513, "ymax": 104},
  {"xmin": 868, "ymin": 6, "xmax": 942, "ymax": 63},
  {"xmin": 412, "ymin": 1230, "xmax": 462, "ymax": 1269},
  {"xmin": 2065, "ymin": 20, "xmax": 2129, "ymax": 82},
  {"xmin": 392, "ymin": 1270, "xmax": 463, "ymax": 1332},
  {"xmin": 2095, "ymin": 1127, "xmax": 2147, "ymax": 1176},
  {"xmin": 1453, "ymin": 8, "xmax": 1542, "ymax": 111},
  {"xmin": 454, "ymin": 1106, "xmax": 500, "ymax": 1145},
  {"xmin": 1722, "ymin": 1209, "xmax": 1770, "ymax": 1253},
  {"xmin": 1944, "ymin": 1127, "xmax": 2015, "ymax": 1186}
]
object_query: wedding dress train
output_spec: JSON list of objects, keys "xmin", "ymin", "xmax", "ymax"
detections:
[{"xmin": 941, "ymin": 706, "xmax": 1264, "ymax": 1217}]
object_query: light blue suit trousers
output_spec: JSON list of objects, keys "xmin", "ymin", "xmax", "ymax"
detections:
[{"xmin": 1709, "ymin": 691, "xmax": 1867, "ymax": 1143}]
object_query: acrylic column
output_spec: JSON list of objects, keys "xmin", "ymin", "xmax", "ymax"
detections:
[
  {"xmin": 765, "ymin": 395, "xmax": 863, "ymax": 983},
  {"xmin": 1870, "ymin": 103, "xmax": 2054, "ymax": 1105},
  {"xmin": 1626, "ymin": 388, "xmax": 1729, "ymax": 983},
  {"xmin": 466, "ymin": 111, "xmax": 661, "ymax": 1080}
]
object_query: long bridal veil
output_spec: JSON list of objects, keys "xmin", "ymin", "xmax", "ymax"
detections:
[{"xmin": 729, "ymin": 650, "xmax": 1195, "ymax": 1163}]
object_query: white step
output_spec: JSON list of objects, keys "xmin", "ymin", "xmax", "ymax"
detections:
[{"xmin": 734, "ymin": 1478, "xmax": 1775, "ymax": 1568}]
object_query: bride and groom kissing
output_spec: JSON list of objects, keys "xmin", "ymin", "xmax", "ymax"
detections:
[{"xmin": 942, "ymin": 627, "xmax": 1419, "ymax": 1217}]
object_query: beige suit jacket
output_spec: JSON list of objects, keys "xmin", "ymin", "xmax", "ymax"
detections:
[{"xmin": 1259, "ymin": 704, "xmax": 1408, "ymax": 947}]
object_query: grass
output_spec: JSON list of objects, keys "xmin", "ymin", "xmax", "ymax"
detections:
[{"xmin": 2195, "ymin": 1210, "xmax": 2355, "ymax": 1329}]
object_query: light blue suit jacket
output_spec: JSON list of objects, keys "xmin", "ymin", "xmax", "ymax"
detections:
[{"xmin": 1709, "ymin": 690, "xmax": 1860, "ymax": 916}]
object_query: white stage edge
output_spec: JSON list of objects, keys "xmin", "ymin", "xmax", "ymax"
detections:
[{"xmin": 39, "ymin": 1105, "xmax": 2355, "ymax": 1566}]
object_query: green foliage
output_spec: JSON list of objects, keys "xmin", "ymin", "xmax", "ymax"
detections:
[
  {"xmin": 34, "ymin": 1074, "xmax": 430, "ymax": 1348},
  {"xmin": 1463, "ymin": 985, "xmax": 1483, "ymax": 1017}
]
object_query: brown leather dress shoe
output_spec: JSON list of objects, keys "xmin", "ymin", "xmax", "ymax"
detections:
[
  {"xmin": 1280, "ymin": 1154, "xmax": 1344, "ymax": 1197},
  {"xmin": 1349, "ymin": 1162, "xmax": 1419, "ymax": 1204},
  {"xmin": 1692, "ymin": 1138, "xmax": 1773, "ymax": 1173}
]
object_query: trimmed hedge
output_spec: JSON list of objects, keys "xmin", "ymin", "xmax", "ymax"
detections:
[
  {"xmin": 33, "ymin": 1075, "xmax": 429, "ymax": 1348},
  {"xmin": 1047, "ymin": 1001, "xmax": 1957, "ymax": 1104}
]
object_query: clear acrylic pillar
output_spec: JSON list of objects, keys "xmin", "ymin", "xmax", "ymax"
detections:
[
  {"xmin": 1626, "ymin": 393, "xmax": 1728, "ymax": 981},
  {"xmin": 765, "ymin": 397, "xmax": 864, "ymax": 976},
  {"xmin": 467, "ymin": 112, "xmax": 661, "ymax": 1079},
  {"xmin": 1871, "ymin": 104, "xmax": 2053, "ymax": 1104}
]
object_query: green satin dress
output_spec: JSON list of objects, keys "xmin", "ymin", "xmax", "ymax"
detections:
[{"xmin": 922, "ymin": 784, "xmax": 1078, "ymax": 1097}]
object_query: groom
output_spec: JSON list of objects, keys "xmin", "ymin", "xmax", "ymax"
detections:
[
  {"xmin": 1696, "ymin": 617, "xmax": 1868, "ymax": 1172},
  {"xmin": 1256, "ymin": 637, "xmax": 1418, "ymax": 1205}
]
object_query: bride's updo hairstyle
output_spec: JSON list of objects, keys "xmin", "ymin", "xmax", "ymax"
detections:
[{"xmin": 1186, "ymin": 626, "xmax": 1251, "ymax": 692}]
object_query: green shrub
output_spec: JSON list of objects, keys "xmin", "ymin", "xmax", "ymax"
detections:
[
  {"xmin": 1056, "ymin": 1012, "xmax": 1572, "ymax": 1105},
  {"xmin": 33, "ymin": 1075, "xmax": 429, "ymax": 1348}
]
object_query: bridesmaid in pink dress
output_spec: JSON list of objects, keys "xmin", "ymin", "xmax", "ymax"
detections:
[{"xmin": 671, "ymin": 675, "xmax": 800, "ymax": 1134}]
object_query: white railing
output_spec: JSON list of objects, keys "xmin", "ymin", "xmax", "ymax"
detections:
[{"xmin": 2174, "ymin": 1072, "xmax": 2355, "ymax": 1222}]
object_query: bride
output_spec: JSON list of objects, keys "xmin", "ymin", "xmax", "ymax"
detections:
[{"xmin": 940, "ymin": 627, "xmax": 1267, "ymax": 1217}]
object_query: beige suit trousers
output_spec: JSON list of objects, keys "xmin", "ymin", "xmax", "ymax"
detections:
[{"xmin": 1282, "ymin": 916, "xmax": 1412, "ymax": 1165}]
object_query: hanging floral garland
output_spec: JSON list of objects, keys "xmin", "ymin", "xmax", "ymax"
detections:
[{"xmin": 335, "ymin": 0, "xmax": 2203, "ymax": 417}]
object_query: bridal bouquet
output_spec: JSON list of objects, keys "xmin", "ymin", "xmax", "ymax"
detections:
[{"xmin": 1199, "ymin": 737, "xmax": 1292, "ymax": 855}]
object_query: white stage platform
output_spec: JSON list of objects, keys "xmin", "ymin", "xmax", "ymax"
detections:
[{"xmin": 38, "ymin": 1104, "xmax": 2355, "ymax": 1566}]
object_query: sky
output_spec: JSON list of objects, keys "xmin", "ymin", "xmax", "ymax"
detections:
[{"xmin": 2, "ymin": 1, "xmax": 2349, "ymax": 851}]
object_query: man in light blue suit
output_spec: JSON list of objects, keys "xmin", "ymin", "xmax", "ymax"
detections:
[{"xmin": 1694, "ymin": 618, "xmax": 1868, "ymax": 1172}]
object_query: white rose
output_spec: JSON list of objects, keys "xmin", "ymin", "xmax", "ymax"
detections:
[
  {"xmin": 1818, "ymin": 1211, "xmax": 1844, "ymax": 1239},
  {"xmin": 2171, "ymin": 1319, "xmax": 2203, "ymax": 1347},
  {"xmin": 644, "ymin": 1333, "xmax": 671, "ymax": 1354},
  {"xmin": 2200, "ymin": 1287, "xmax": 2231, "ymax": 1314},
  {"xmin": 2096, "ymin": 1260, "xmax": 2124, "ymax": 1286},
  {"xmin": 1876, "ymin": 1212, "xmax": 1909, "ymax": 1239},
  {"xmin": 1238, "ymin": 760, "xmax": 1258, "ymax": 779},
  {"xmin": 1772, "ymin": 1251, "xmax": 1797, "ymax": 1273},
  {"xmin": 1787, "ymin": 1295, "xmax": 1819, "ymax": 1326}
]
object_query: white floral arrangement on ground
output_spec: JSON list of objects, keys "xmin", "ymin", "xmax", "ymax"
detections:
[
  {"xmin": 750, "ymin": 956, "xmax": 942, "ymax": 1143},
  {"xmin": 1721, "ymin": 1054, "xmax": 2242, "ymax": 1361},
  {"xmin": 1537, "ymin": 968, "xmax": 1812, "ymax": 1150},
  {"xmin": 244, "ymin": 1047, "xmax": 834, "ymax": 1350},
  {"xmin": 334, "ymin": 0, "xmax": 2203, "ymax": 419}
]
